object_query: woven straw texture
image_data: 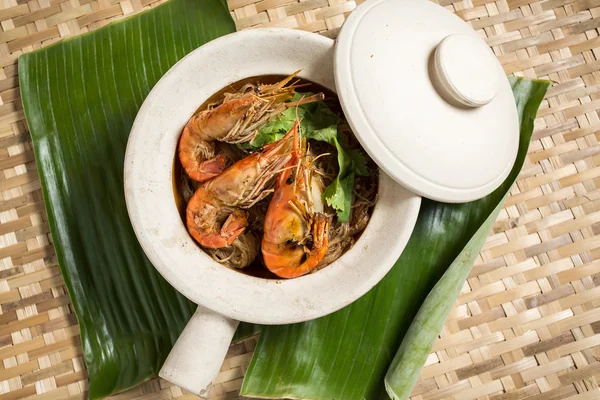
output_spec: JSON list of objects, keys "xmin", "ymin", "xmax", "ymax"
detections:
[{"xmin": 0, "ymin": 0, "xmax": 597, "ymax": 399}]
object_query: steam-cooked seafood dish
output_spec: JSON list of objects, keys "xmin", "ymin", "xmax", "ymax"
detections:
[{"xmin": 174, "ymin": 72, "xmax": 378, "ymax": 279}]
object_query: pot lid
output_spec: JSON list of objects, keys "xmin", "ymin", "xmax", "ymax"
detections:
[{"xmin": 334, "ymin": 0, "xmax": 519, "ymax": 203}]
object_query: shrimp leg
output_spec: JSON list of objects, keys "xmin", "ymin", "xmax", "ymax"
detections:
[{"xmin": 219, "ymin": 209, "xmax": 248, "ymax": 244}]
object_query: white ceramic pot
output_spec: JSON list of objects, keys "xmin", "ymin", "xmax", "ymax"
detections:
[{"xmin": 124, "ymin": 28, "xmax": 421, "ymax": 396}]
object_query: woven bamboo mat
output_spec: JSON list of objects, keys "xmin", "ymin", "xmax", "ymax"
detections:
[{"xmin": 0, "ymin": 0, "xmax": 598, "ymax": 399}]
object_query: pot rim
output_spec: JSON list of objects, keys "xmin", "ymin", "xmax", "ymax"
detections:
[{"xmin": 124, "ymin": 28, "xmax": 421, "ymax": 324}]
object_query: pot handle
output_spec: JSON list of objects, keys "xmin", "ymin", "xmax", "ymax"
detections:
[{"xmin": 159, "ymin": 305, "xmax": 239, "ymax": 398}]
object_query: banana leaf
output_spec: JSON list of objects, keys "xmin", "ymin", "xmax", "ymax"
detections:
[
  {"xmin": 240, "ymin": 77, "xmax": 550, "ymax": 400},
  {"xmin": 19, "ymin": 0, "xmax": 548, "ymax": 396},
  {"xmin": 384, "ymin": 78, "xmax": 549, "ymax": 400},
  {"xmin": 18, "ymin": 0, "xmax": 235, "ymax": 398}
]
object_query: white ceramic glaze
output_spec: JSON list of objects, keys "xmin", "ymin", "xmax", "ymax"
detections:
[
  {"xmin": 124, "ymin": 28, "xmax": 421, "ymax": 396},
  {"xmin": 159, "ymin": 306, "xmax": 239, "ymax": 395},
  {"xmin": 434, "ymin": 34, "xmax": 499, "ymax": 107},
  {"xmin": 334, "ymin": 0, "xmax": 520, "ymax": 203}
]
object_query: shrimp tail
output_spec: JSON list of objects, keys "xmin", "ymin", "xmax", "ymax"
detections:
[
  {"xmin": 220, "ymin": 209, "xmax": 248, "ymax": 243},
  {"xmin": 179, "ymin": 123, "xmax": 227, "ymax": 183},
  {"xmin": 189, "ymin": 153, "xmax": 227, "ymax": 182},
  {"xmin": 186, "ymin": 188, "xmax": 248, "ymax": 249}
]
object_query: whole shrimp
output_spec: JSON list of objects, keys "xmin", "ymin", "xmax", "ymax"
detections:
[
  {"xmin": 179, "ymin": 71, "xmax": 324, "ymax": 182},
  {"xmin": 262, "ymin": 122, "xmax": 329, "ymax": 278},
  {"xmin": 186, "ymin": 128, "xmax": 295, "ymax": 249}
]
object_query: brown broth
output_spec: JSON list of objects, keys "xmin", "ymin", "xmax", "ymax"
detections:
[{"xmin": 173, "ymin": 76, "xmax": 375, "ymax": 279}]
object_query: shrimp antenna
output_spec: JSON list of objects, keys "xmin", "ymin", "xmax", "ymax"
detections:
[
  {"xmin": 251, "ymin": 93, "xmax": 270, "ymax": 103},
  {"xmin": 295, "ymin": 97, "xmax": 302, "ymax": 122},
  {"xmin": 309, "ymin": 152, "xmax": 332, "ymax": 167},
  {"xmin": 294, "ymin": 97, "xmax": 307, "ymax": 138}
]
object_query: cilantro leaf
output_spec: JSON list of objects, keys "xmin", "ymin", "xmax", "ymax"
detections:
[
  {"xmin": 346, "ymin": 148, "xmax": 369, "ymax": 177},
  {"xmin": 236, "ymin": 92, "xmax": 371, "ymax": 222},
  {"xmin": 251, "ymin": 129, "xmax": 285, "ymax": 148},
  {"xmin": 247, "ymin": 108, "xmax": 297, "ymax": 149},
  {"xmin": 323, "ymin": 136, "xmax": 367, "ymax": 222},
  {"xmin": 302, "ymin": 102, "xmax": 340, "ymax": 141},
  {"xmin": 323, "ymin": 173, "xmax": 355, "ymax": 223},
  {"xmin": 304, "ymin": 125, "xmax": 337, "ymax": 144}
]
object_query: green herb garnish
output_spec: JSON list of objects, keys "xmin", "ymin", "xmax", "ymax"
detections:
[{"xmin": 241, "ymin": 92, "xmax": 368, "ymax": 222}]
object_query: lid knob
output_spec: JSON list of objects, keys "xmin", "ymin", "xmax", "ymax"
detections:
[{"xmin": 434, "ymin": 34, "xmax": 499, "ymax": 107}]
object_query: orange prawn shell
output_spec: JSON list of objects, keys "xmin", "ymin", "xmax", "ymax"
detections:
[
  {"xmin": 177, "ymin": 95, "xmax": 256, "ymax": 182},
  {"xmin": 261, "ymin": 122, "xmax": 329, "ymax": 278},
  {"xmin": 262, "ymin": 172, "xmax": 308, "ymax": 270},
  {"xmin": 185, "ymin": 185, "xmax": 248, "ymax": 249},
  {"xmin": 185, "ymin": 127, "xmax": 295, "ymax": 250}
]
